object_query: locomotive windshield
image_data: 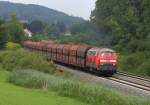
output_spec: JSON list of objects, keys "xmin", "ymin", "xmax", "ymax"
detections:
[
  {"xmin": 100, "ymin": 48, "xmax": 116, "ymax": 57},
  {"xmin": 101, "ymin": 51, "xmax": 116, "ymax": 57}
]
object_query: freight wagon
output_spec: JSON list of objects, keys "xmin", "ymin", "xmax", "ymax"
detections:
[{"xmin": 24, "ymin": 41, "xmax": 118, "ymax": 76}]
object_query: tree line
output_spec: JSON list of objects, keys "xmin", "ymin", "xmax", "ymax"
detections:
[
  {"xmin": 91, "ymin": 0, "xmax": 150, "ymax": 53},
  {"xmin": 24, "ymin": 20, "xmax": 66, "ymax": 37},
  {"xmin": 0, "ymin": 15, "xmax": 25, "ymax": 49}
]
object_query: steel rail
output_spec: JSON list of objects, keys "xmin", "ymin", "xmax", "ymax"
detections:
[
  {"xmin": 117, "ymin": 71, "xmax": 150, "ymax": 82},
  {"xmin": 108, "ymin": 77, "xmax": 150, "ymax": 91}
]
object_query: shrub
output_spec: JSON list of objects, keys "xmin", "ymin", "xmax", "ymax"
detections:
[
  {"xmin": 8, "ymin": 70, "xmax": 150, "ymax": 105},
  {"xmin": 137, "ymin": 59, "xmax": 150, "ymax": 76},
  {"xmin": 118, "ymin": 52, "xmax": 147, "ymax": 74},
  {"xmin": 5, "ymin": 42, "xmax": 21, "ymax": 50},
  {"xmin": 0, "ymin": 49, "xmax": 56, "ymax": 73}
]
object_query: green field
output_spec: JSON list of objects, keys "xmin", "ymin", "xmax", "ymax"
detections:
[{"xmin": 0, "ymin": 70, "xmax": 89, "ymax": 105}]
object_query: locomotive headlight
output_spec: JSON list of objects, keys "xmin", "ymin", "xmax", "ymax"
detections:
[
  {"xmin": 100, "ymin": 60, "xmax": 107, "ymax": 62},
  {"xmin": 110, "ymin": 60, "xmax": 116, "ymax": 62}
]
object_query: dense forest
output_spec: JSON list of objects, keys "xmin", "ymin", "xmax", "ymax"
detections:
[{"xmin": 91, "ymin": 0, "xmax": 150, "ymax": 53}]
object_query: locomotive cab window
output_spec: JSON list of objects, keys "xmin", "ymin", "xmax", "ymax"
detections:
[
  {"xmin": 88, "ymin": 50, "xmax": 98, "ymax": 56},
  {"xmin": 100, "ymin": 52, "xmax": 116, "ymax": 57}
]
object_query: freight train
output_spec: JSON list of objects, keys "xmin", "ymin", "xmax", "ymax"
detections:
[{"xmin": 24, "ymin": 41, "xmax": 118, "ymax": 76}]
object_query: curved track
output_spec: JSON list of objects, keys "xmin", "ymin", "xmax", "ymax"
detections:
[
  {"xmin": 57, "ymin": 64, "xmax": 150, "ymax": 92},
  {"xmin": 108, "ymin": 77, "xmax": 150, "ymax": 91},
  {"xmin": 110, "ymin": 72, "xmax": 150, "ymax": 92},
  {"xmin": 118, "ymin": 71, "xmax": 150, "ymax": 82}
]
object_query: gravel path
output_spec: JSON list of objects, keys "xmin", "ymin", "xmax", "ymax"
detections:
[{"xmin": 56, "ymin": 64, "xmax": 150, "ymax": 98}]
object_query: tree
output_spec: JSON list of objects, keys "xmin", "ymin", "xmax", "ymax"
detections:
[
  {"xmin": 44, "ymin": 24, "xmax": 60, "ymax": 36},
  {"xmin": 55, "ymin": 21, "xmax": 66, "ymax": 33},
  {"xmin": 0, "ymin": 19, "xmax": 8, "ymax": 49},
  {"xmin": 6, "ymin": 15, "xmax": 25, "ymax": 43},
  {"xmin": 70, "ymin": 21, "xmax": 100, "ymax": 34},
  {"xmin": 91, "ymin": 0, "xmax": 150, "ymax": 52},
  {"xmin": 0, "ymin": 15, "xmax": 25, "ymax": 47},
  {"xmin": 28, "ymin": 20, "xmax": 46, "ymax": 34}
]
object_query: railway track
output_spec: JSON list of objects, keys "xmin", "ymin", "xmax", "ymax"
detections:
[
  {"xmin": 56, "ymin": 64, "xmax": 150, "ymax": 97},
  {"xmin": 56, "ymin": 64, "xmax": 150, "ymax": 92},
  {"xmin": 108, "ymin": 77, "xmax": 150, "ymax": 91},
  {"xmin": 57, "ymin": 64, "xmax": 150, "ymax": 92},
  {"xmin": 117, "ymin": 71, "xmax": 150, "ymax": 82},
  {"xmin": 110, "ymin": 72, "xmax": 150, "ymax": 92}
]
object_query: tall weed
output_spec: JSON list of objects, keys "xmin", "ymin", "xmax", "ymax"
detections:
[{"xmin": 8, "ymin": 70, "xmax": 150, "ymax": 105}]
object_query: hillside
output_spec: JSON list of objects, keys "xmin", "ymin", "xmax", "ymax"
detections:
[{"xmin": 0, "ymin": 1, "xmax": 85, "ymax": 26}]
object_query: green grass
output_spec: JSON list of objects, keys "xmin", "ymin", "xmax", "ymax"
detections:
[
  {"xmin": 0, "ymin": 70, "xmax": 90, "ymax": 105},
  {"xmin": 8, "ymin": 69, "xmax": 150, "ymax": 105}
]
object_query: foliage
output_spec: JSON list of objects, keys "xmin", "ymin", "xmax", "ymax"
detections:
[
  {"xmin": 0, "ymin": 71, "xmax": 87, "ymax": 105},
  {"xmin": 3, "ymin": 15, "xmax": 25, "ymax": 43},
  {"xmin": 0, "ymin": 50, "xmax": 56, "ymax": 73},
  {"xmin": 91, "ymin": 0, "xmax": 150, "ymax": 52},
  {"xmin": 137, "ymin": 59, "xmax": 150, "ymax": 76},
  {"xmin": 0, "ymin": 19, "xmax": 8, "ymax": 49},
  {"xmin": 8, "ymin": 69, "xmax": 150, "ymax": 105},
  {"xmin": 24, "ymin": 20, "xmax": 67, "ymax": 37},
  {"xmin": 9, "ymin": 69, "xmax": 51, "ymax": 88},
  {"xmin": 56, "ymin": 35, "xmax": 110, "ymax": 47},
  {"xmin": 27, "ymin": 20, "xmax": 46, "ymax": 34},
  {"xmin": 44, "ymin": 24, "xmax": 61, "ymax": 36},
  {"xmin": 118, "ymin": 52, "xmax": 150, "ymax": 76},
  {"xmin": 0, "ymin": 15, "xmax": 25, "ymax": 49},
  {"xmin": 27, "ymin": 34, "xmax": 50, "ymax": 41},
  {"xmin": 71, "ymin": 21, "xmax": 98, "ymax": 34},
  {"xmin": 6, "ymin": 42, "xmax": 21, "ymax": 50}
]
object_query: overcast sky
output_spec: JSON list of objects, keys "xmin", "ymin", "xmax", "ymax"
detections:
[{"xmin": 1, "ymin": 0, "xmax": 96, "ymax": 20}]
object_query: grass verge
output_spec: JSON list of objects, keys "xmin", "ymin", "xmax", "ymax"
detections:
[
  {"xmin": 8, "ymin": 69, "xmax": 150, "ymax": 105},
  {"xmin": 0, "ymin": 70, "xmax": 90, "ymax": 105}
]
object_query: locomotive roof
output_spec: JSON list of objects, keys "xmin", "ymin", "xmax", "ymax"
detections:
[
  {"xmin": 101, "ymin": 48, "xmax": 115, "ymax": 52},
  {"xmin": 89, "ymin": 48, "xmax": 115, "ymax": 52}
]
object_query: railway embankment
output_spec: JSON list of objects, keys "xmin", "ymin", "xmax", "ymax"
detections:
[
  {"xmin": 0, "ymin": 49, "xmax": 149, "ymax": 105},
  {"xmin": 56, "ymin": 64, "xmax": 150, "ymax": 98}
]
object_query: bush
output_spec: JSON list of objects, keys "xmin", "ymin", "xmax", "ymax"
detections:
[
  {"xmin": 0, "ymin": 49, "xmax": 56, "ymax": 73},
  {"xmin": 8, "ymin": 70, "xmax": 150, "ymax": 105},
  {"xmin": 5, "ymin": 42, "xmax": 21, "ymax": 50},
  {"xmin": 137, "ymin": 59, "xmax": 150, "ymax": 76},
  {"xmin": 118, "ymin": 52, "xmax": 147, "ymax": 74}
]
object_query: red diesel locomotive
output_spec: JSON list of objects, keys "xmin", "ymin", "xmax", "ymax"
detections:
[{"xmin": 24, "ymin": 41, "xmax": 118, "ymax": 75}]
